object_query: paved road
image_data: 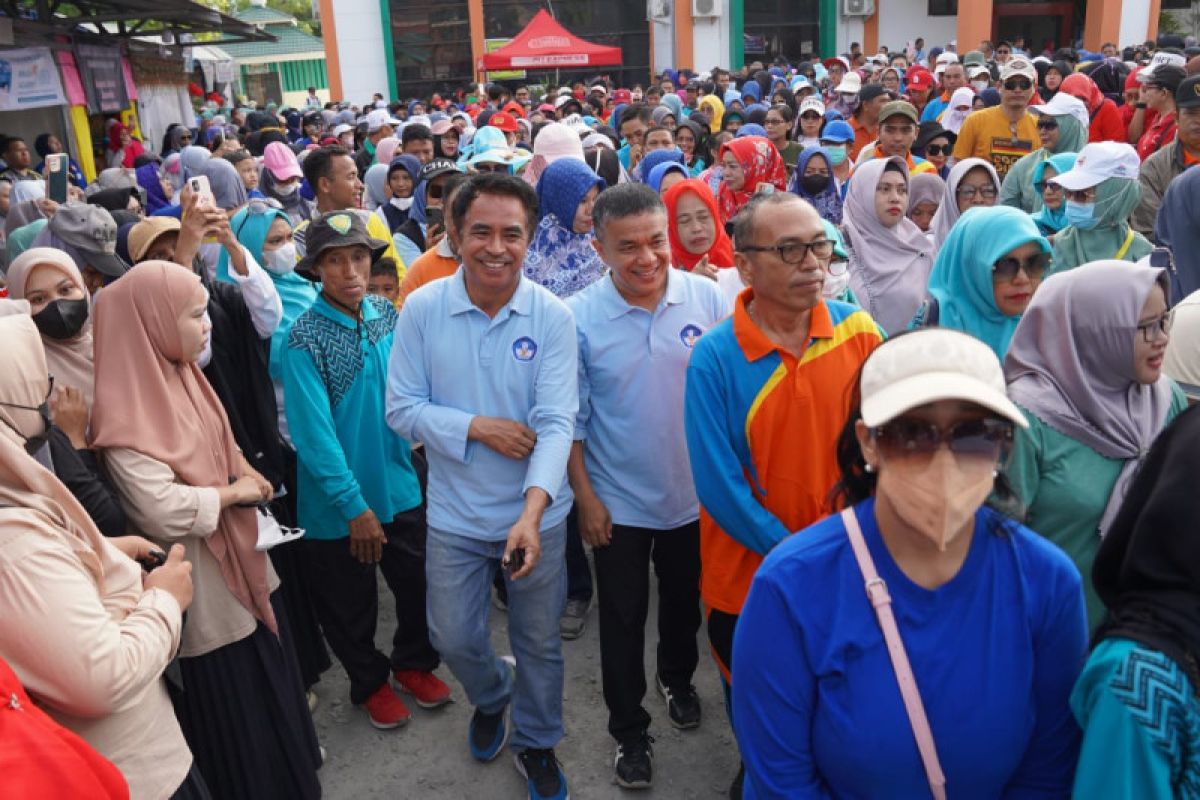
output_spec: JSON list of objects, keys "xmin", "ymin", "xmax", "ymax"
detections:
[{"xmin": 312, "ymin": 568, "xmax": 740, "ymax": 799}]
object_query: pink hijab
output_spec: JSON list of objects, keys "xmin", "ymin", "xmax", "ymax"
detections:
[
  {"xmin": 89, "ymin": 261, "xmax": 275, "ymax": 634},
  {"xmin": 5, "ymin": 248, "xmax": 96, "ymax": 407}
]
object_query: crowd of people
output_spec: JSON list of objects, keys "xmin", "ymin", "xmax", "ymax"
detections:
[{"xmin": 0, "ymin": 27, "xmax": 1199, "ymax": 800}]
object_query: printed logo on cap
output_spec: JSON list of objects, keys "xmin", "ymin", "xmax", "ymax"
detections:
[
  {"xmin": 328, "ymin": 213, "xmax": 352, "ymax": 235},
  {"xmin": 513, "ymin": 336, "xmax": 538, "ymax": 362},
  {"xmin": 680, "ymin": 324, "xmax": 703, "ymax": 348}
]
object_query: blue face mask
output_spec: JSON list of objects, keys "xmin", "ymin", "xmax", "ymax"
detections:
[
  {"xmin": 824, "ymin": 145, "xmax": 849, "ymax": 166},
  {"xmin": 1065, "ymin": 199, "xmax": 1099, "ymax": 230}
]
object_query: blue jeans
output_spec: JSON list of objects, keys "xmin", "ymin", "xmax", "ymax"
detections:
[{"xmin": 426, "ymin": 521, "xmax": 567, "ymax": 751}]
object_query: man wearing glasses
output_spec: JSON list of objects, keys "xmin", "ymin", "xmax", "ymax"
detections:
[
  {"xmin": 953, "ymin": 57, "xmax": 1039, "ymax": 180},
  {"xmin": 683, "ymin": 192, "xmax": 882, "ymax": 798}
]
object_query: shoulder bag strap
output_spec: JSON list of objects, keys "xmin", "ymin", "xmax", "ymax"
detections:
[
  {"xmin": 840, "ymin": 507, "xmax": 948, "ymax": 800},
  {"xmin": 1115, "ymin": 227, "xmax": 1137, "ymax": 261}
]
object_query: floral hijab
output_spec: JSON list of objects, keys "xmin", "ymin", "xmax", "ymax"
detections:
[
  {"xmin": 716, "ymin": 136, "xmax": 787, "ymax": 223},
  {"xmin": 523, "ymin": 159, "xmax": 607, "ymax": 299}
]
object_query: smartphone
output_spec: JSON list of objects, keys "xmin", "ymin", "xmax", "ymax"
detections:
[
  {"xmin": 188, "ymin": 175, "xmax": 215, "ymax": 209},
  {"xmin": 755, "ymin": 182, "xmax": 777, "ymax": 195},
  {"xmin": 45, "ymin": 153, "xmax": 69, "ymax": 204},
  {"xmin": 502, "ymin": 548, "xmax": 526, "ymax": 575},
  {"xmin": 1149, "ymin": 247, "xmax": 1175, "ymax": 276},
  {"xmin": 426, "ymin": 207, "xmax": 444, "ymax": 228}
]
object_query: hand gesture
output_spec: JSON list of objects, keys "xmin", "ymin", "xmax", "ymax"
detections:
[
  {"xmin": 50, "ymin": 385, "xmax": 89, "ymax": 448},
  {"xmin": 143, "ymin": 544, "xmax": 194, "ymax": 611},
  {"xmin": 469, "ymin": 416, "xmax": 537, "ymax": 459},
  {"xmin": 348, "ymin": 509, "xmax": 386, "ymax": 564},
  {"xmin": 503, "ymin": 517, "xmax": 541, "ymax": 580},
  {"xmin": 692, "ymin": 255, "xmax": 719, "ymax": 281}
]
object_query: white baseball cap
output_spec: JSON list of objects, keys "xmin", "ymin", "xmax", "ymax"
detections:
[
  {"xmin": 935, "ymin": 52, "xmax": 959, "ymax": 66},
  {"xmin": 799, "ymin": 96, "xmax": 826, "ymax": 117},
  {"xmin": 1139, "ymin": 51, "xmax": 1187, "ymax": 81},
  {"xmin": 968, "ymin": 65, "xmax": 992, "ymax": 79},
  {"xmin": 999, "ymin": 57, "xmax": 1037, "ymax": 83},
  {"xmin": 1030, "ymin": 92, "xmax": 1090, "ymax": 134},
  {"xmin": 835, "ymin": 72, "xmax": 863, "ymax": 94},
  {"xmin": 366, "ymin": 109, "xmax": 401, "ymax": 133},
  {"xmin": 859, "ymin": 328, "xmax": 1027, "ymax": 428},
  {"xmin": 332, "ymin": 123, "xmax": 354, "ymax": 138},
  {"xmin": 1049, "ymin": 141, "xmax": 1141, "ymax": 192}
]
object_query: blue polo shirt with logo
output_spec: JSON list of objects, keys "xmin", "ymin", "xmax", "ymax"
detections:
[
  {"xmin": 567, "ymin": 268, "xmax": 731, "ymax": 530},
  {"xmin": 385, "ymin": 268, "xmax": 578, "ymax": 542}
]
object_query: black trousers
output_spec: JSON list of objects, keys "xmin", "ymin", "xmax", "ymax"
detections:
[
  {"xmin": 593, "ymin": 520, "xmax": 701, "ymax": 742},
  {"xmin": 303, "ymin": 506, "xmax": 439, "ymax": 705}
]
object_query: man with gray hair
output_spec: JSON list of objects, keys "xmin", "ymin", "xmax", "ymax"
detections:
[
  {"xmin": 684, "ymin": 192, "xmax": 882, "ymax": 797},
  {"xmin": 566, "ymin": 183, "xmax": 729, "ymax": 789}
]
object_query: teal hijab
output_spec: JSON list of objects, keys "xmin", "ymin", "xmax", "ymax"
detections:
[
  {"xmin": 1052, "ymin": 177, "xmax": 1152, "ymax": 272},
  {"xmin": 1001, "ymin": 114, "xmax": 1086, "ymax": 213},
  {"xmin": 926, "ymin": 205, "xmax": 1050, "ymax": 360},
  {"xmin": 228, "ymin": 204, "xmax": 316, "ymax": 379},
  {"xmin": 1029, "ymin": 152, "xmax": 1077, "ymax": 234}
]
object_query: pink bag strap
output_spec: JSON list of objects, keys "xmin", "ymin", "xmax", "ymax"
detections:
[{"xmin": 840, "ymin": 507, "xmax": 947, "ymax": 800}]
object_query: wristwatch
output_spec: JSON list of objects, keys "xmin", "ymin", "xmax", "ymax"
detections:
[{"xmin": 1134, "ymin": 103, "xmax": 1147, "ymax": 110}]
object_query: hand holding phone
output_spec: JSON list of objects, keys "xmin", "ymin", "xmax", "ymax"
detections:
[
  {"xmin": 45, "ymin": 153, "xmax": 69, "ymax": 204},
  {"xmin": 188, "ymin": 175, "xmax": 216, "ymax": 209}
]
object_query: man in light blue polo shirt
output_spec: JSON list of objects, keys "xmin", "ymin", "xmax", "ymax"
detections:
[
  {"xmin": 385, "ymin": 173, "xmax": 577, "ymax": 800},
  {"xmin": 566, "ymin": 183, "xmax": 730, "ymax": 790}
]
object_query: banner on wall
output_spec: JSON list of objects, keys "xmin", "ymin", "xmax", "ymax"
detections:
[
  {"xmin": 0, "ymin": 47, "xmax": 67, "ymax": 111},
  {"xmin": 74, "ymin": 44, "xmax": 129, "ymax": 113},
  {"xmin": 484, "ymin": 40, "xmax": 527, "ymax": 81}
]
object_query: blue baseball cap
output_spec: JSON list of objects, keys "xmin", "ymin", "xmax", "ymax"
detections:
[{"xmin": 820, "ymin": 120, "xmax": 855, "ymax": 144}]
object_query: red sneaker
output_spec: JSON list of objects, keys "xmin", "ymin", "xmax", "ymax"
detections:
[
  {"xmin": 393, "ymin": 669, "xmax": 452, "ymax": 709},
  {"xmin": 362, "ymin": 683, "xmax": 411, "ymax": 729}
]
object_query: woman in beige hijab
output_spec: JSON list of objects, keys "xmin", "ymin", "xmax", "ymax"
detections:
[
  {"xmin": 90, "ymin": 261, "xmax": 321, "ymax": 800},
  {"xmin": 6, "ymin": 247, "xmax": 96, "ymax": 407},
  {"xmin": 0, "ymin": 310, "xmax": 203, "ymax": 799}
]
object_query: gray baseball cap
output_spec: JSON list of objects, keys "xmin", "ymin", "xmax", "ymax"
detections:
[{"xmin": 46, "ymin": 202, "xmax": 130, "ymax": 277}]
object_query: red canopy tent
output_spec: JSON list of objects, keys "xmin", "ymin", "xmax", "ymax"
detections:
[{"xmin": 478, "ymin": 10, "xmax": 623, "ymax": 72}]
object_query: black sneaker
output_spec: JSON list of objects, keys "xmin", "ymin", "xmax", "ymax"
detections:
[
  {"xmin": 514, "ymin": 748, "xmax": 569, "ymax": 799},
  {"xmin": 614, "ymin": 733, "xmax": 654, "ymax": 789},
  {"xmin": 656, "ymin": 673, "xmax": 701, "ymax": 729}
]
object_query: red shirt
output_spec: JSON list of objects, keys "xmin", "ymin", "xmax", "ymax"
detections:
[
  {"xmin": 1087, "ymin": 99, "xmax": 1127, "ymax": 143},
  {"xmin": 1137, "ymin": 111, "xmax": 1177, "ymax": 161}
]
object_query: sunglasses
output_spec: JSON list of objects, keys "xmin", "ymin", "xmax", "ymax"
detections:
[
  {"xmin": 1036, "ymin": 120, "xmax": 1059, "ymax": 132},
  {"xmin": 801, "ymin": 113, "xmax": 822, "ymax": 121},
  {"xmin": 873, "ymin": 417, "xmax": 1014, "ymax": 464},
  {"xmin": 992, "ymin": 251, "xmax": 1051, "ymax": 282},
  {"xmin": 924, "ymin": 143, "xmax": 950, "ymax": 156},
  {"xmin": 1003, "ymin": 79, "xmax": 1032, "ymax": 91}
]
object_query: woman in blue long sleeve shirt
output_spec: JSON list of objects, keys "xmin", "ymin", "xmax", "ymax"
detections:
[{"xmin": 732, "ymin": 328, "xmax": 1088, "ymax": 799}]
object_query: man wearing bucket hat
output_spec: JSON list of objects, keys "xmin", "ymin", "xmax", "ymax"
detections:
[{"xmin": 283, "ymin": 210, "xmax": 449, "ymax": 732}]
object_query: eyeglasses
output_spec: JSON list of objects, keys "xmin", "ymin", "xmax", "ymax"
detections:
[
  {"xmin": 1036, "ymin": 119, "xmax": 1058, "ymax": 131},
  {"xmin": 992, "ymin": 251, "xmax": 1051, "ymax": 282},
  {"xmin": 1036, "ymin": 181, "xmax": 1064, "ymax": 194},
  {"xmin": 996, "ymin": 49, "xmax": 1012, "ymax": 55},
  {"xmin": 473, "ymin": 162, "xmax": 510, "ymax": 173},
  {"xmin": 872, "ymin": 417, "xmax": 1013, "ymax": 464},
  {"xmin": 1065, "ymin": 188, "xmax": 1096, "ymax": 203},
  {"xmin": 924, "ymin": 143, "xmax": 950, "ymax": 156},
  {"xmin": 956, "ymin": 184, "xmax": 998, "ymax": 200},
  {"xmin": 1136, "ymin": 313, "xmax": 1172, "ymax": 343},
  {"xmin": 740, "ymin": 238, "xmax": 834, "ymax": 264},
  {"xmin": 1003, "ymin": 78, "xmax": 1032, "ymax": 91}
]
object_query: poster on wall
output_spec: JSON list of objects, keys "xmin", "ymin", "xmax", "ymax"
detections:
[
  {"xmin": 0, "ymin": 47, "xmax": 67, "ymax": 111},
  {"xmin": 75, "ymin": 44, "xmax": 129, "ymax": 113}
]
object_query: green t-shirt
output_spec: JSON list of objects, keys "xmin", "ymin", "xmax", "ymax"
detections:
[{"xmin": 1004, "ymin": 384, "xmax": 1187, "ymax": 630}]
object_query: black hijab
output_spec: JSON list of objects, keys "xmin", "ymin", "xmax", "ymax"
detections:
[{"xmin": 1094, "ymin": 404, "xmax": 1200, "ymax": 689}]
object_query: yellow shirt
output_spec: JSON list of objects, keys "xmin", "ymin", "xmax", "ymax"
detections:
[
  {"xmin": 294, "ymin": 211, "xmax": 407, "ymax": 280},
  {"xmin": 951, "ymin": 106, "xmax": 1038, "ymax": 181}
]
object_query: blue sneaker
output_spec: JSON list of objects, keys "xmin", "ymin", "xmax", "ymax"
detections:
[
  {"xmin": 468, "ymin": 704, "xmax": 509, "ymax": 762},
  {"xmin": 468, "ymin": 656, "xmax": 516, "ymax": 762},
  {"xmin": 514, "ymin": 749, "xmax": 569, "ymax": 800}
]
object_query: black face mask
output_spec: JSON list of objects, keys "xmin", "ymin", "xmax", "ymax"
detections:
[
  {"xmin": 800, "ymin": 173, "xmax": 831, "ymax": 195},
  {"xmin": 0, "ymin": 394, "xmax": 53, "ymax": 456},
  {"xmin": 32, "ymin": 298, "xmax": 88, "ymax": 341}
]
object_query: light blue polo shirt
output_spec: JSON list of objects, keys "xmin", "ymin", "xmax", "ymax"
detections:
[
  {"xmin": 385, "ymin": 267, "xmax": 578, "ymax": 541},
  {"xmin": 567, "ymin": 268, "xmax": 731, "ymax": 530}
]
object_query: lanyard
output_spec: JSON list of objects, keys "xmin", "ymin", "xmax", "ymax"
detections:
[{"xmin": 1115, "ymin": 227, "xmax": 1136, "ymax": 260}]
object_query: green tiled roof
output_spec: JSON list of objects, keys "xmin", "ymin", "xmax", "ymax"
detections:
[
  {"xmin": 232, "ymin": 5, "xmax": 295, "ymax": 25},
  {"xmin": 219, "ymin": 20, "xmax": 324, "ymax": 58}
]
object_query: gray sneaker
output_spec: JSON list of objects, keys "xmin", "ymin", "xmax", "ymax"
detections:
[{"xmin": 559, "ymin": 597, "xmax": 591, "ymax": 640}]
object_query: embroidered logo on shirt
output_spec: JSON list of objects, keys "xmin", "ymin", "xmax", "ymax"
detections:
[
  {"xmin": 680, "ymin": 324, "xmax": 703, "ymax": 348},
  {"xmin": 512, "ymin": 336, "xmax": 538, "ymax": 361}
]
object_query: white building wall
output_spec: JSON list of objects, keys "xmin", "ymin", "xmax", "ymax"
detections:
[
  {"xmin": 692, "ymin": 2, "xmax": 731, "ymax": 70},
  {"xmin": 652, "ymin": 16, "xmax": 675, "ymax": 74},
  {"xmin": 1117, "ymin": 3, "xmax": 1152, "ymax": 52},
  {"xmin": 836, "ymin": 0, "xmax": 956, "ymax": 58},
  {"xmin": 330, "ymin": 0, "xmax": 389, "ymax": 102}
]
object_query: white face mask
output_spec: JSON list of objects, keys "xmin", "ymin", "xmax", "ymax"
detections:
[
  {"xmin": 275, "ymin": 181, "xmax": 298, "ymax": 197},
  {"xmin": 263, "ymin": 241, "xmax": 297, "ymax": 275},
  {"xmin": 972, "ymin": 80, "xmax": 990, "ymax": 92},
  {"xmin": 822, "ymin": 264, "xmax": 851, "ymax": 298}
]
